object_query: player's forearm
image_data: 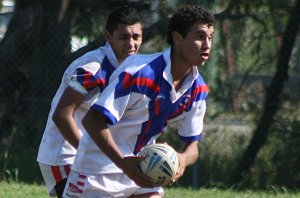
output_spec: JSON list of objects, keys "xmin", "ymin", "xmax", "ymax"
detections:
[
  {"xmin": 53, "ymin": 87, "xmax": 85, "ymax": 148},
  {"xmin": 82, "ymin": 109, "xmax": 125, "ymax": 168},
  {"xmin": 53, "ymin": 112, "xmax": 81, "ymax": 148},
  {"xmin": 180, "ymin": 141, "xmax": 199, "ymax": 167},
  {"xmin": 94, "ymin": 128, "xmax": 125, "ymax": 168}
]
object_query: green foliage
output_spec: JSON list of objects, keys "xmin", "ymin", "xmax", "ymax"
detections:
[
  {"xmin": 244, "ymin": 112, "xmax": 300, "ymax": 188},
  {"xmin": 198, "ymin": 121, "xmax": 254, "ymax": 187},
  {"xmin": 0, "ymin": 109, "xmax": 45, "ymax": 183},
  {"xmin": 159, "ymin": 104, "xmax": 300, "ymax": 189},
  {"xmin": 157, "ymin": 121, "xmax": 252, "ymax": 187},
  {"xmin": 0, "ymin": 150, "xmax": 16, "ymax": 182},
  {"xmin": 71, "ymin": 9, "xmax": 107, "ymax": 40},
  {"xmin": 0, "ymin": 143, "xmax": 42, "ymax": 183},
  {"xmin": 202, "ymin": 0, "xmax": 294, "ymax": 115}
]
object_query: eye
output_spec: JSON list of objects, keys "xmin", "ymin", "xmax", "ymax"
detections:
[
  {"xmin": 132, "ymin": 34, "xmax": 141, "ymax": 41},
  {"xmin": 196, "ymin": 34, "xmax": 206, "ymax": 40},
  {"xmin": 196, "ymin": 33, "xmax": 214, "ymax": 41},
  {"xmin": 119, "ymin": 35, "xmax": 129, "ymax": 40}
]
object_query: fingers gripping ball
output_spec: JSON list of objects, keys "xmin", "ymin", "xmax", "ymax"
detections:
[{"xmin": 138, "ymin": 143, "xmax": 179, "ymax": 186}]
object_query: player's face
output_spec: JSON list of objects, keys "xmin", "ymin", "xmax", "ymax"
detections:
[
  {"xmin": 106, "ymin": 23, "xmax": 143, "ymax": 64},
  {"xmin": 177, "ymin": 23, "xmax": 214, "ymax": 67}
]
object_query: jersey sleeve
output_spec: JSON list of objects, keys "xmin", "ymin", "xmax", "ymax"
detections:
[
  {"xmin": 91, "ymin": 71, "xmax": 137, "ymax": 125},
  {"xmin": 69, "ymin": 79, "xmax": 88, "ymax": 95},
  {"xmin": 69, "ymin": 62, "xmax": 105, "ymax": 95},
  {"xmin": 177, "ymin": 100, "xmax": 207, "ymax": 142}
]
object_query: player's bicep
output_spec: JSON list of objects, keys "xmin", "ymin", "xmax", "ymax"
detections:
[
  {"xmin": 53, "ymin": 87, "xmax": 85, "ymax": 126},
  {"xmin": 56, "ymin": 87, "xmax": 85, "ymax": 111}
]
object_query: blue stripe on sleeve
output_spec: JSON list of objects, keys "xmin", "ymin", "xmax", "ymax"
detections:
[
  {"xmin": 179, "ymin": 134, "xmax": 202, "ymax": 142},
  {"xmin": 91, "ymin": 104, "xmax": 117, "ymax": 125}
]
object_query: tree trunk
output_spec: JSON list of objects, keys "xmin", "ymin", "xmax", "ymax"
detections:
[
  {"xmin": 0, "ymin": 0, "xmax": 162, "ymax": 181},
  {"xmin": 229, "ymin": 0, "xmax": 300, "ymax": 186},
  {"xmin": 0, "ymin": 0, "xmax": 75, "ymax": 181}
]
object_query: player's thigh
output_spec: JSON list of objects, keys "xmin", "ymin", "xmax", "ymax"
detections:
[
  {"xmin": 63, "ymin": 171, "xmax": 163, "ymax": 197},
  {"xmin": 132, "ymin": 185, "xmax": 163, "ymax": 198},
  {"xmin": 39, "ymin": 163, "xmax": 70, "ymax": 197},
  {"xmin": 64, "ymin": 171, "xmax": 136, "ymax": 197}
]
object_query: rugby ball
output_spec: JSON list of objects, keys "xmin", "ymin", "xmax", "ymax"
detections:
[{"xmin": 138, "ymin": 143, "xmax": 179, "ymax": 186}]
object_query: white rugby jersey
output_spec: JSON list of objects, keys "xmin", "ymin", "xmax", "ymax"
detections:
[
  {"xmin": 72, "ymin": 48, "xmax": 209, "ymax": 174},
  {"xmin": 37, "ymin": 42, "xmax": 120, "ymax": 166}
]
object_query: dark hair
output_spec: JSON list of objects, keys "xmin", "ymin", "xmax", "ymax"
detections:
[
  {"xmin": 167, "ymin": 5, "xmax": 215, "ymax": 45},
  {"xmin": 106, "ymin": 5, "xmax": 142, "ymax": 35}
]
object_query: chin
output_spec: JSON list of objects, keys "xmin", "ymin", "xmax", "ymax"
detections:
[{"xmin": 198, "ymin": 62, "xmax": 206, "ymax": 67}]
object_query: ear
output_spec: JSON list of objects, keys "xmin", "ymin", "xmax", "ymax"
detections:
[
  {"xmin": 172, "ymin": 31, "xmax": 183, "ymax": 44},
  {"xmin": 105, "ymin": 31, "xmax": 112, "ymax": 43}
]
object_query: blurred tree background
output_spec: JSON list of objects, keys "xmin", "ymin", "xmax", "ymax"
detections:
[{"xmin": 0, "ymin": 0, "xmax": 300, "ymax": 190}]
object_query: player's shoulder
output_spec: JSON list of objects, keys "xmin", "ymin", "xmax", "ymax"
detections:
[
  {"xmin": 127, "ymin": 51, "xmax": 163, "ymax": 63},
  {"xmin": 108, "ymin": 52, "xmax": 164, "ymax": 83},
  {"xmin": 65, "ymin": 47, "xmax": 105, "ymax": 74},
  {"xmin": 122, "ymin": 52, "xmax": 164, "ymax": 72},
  {"xmin": 74, "ymin": 47, "xmax": 105, "ymax": 65}
]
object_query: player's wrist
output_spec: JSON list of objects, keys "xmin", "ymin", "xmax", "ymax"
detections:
[{"xmin": 112, "ymin": 155, "xmax": 126, "ymax": 170}]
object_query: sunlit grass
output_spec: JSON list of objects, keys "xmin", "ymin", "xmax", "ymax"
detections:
[
  {"xmin": 165, "ymin": 187, "xmax": 300, "ymax": 198},
  {"xmin": 0, "ymin": 181, "xmax": 48, "ymax": 198},
  {"xmin": 1, "ymin": 182, "xmax": 300, "ymax": 198}
]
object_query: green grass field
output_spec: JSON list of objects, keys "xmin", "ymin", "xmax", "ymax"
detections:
[{"xmin": 1, "ymin": 182, "xmax": 300, "ymax": 198}]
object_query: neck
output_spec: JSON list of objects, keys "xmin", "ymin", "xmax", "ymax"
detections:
[
  {"xmin": 170, "ymin": 49, "xmax": 192, "ymax": 81},
  {"xmin": 170, "ymin": 51, "xmax": 192, "ymax": 92}
]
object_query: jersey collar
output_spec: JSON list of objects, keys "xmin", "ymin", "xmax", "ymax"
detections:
[
  {"xmin": 104, "ymin": 42, "xmax": 120, "ymax": 69},
  {"xmin": 162, "ymin": 48, "xmax": 199, "ymax": 102}
]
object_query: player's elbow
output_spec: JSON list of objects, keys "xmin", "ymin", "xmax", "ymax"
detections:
[
  {"xmin": 52, "ymin": 108, "xmax": 65, "ymax": 126},
  {"xmin": 82, "ymin": 109, "xmax": 107, "ymax": 135},
  {"xmin": 195, "ymin": 149, "xmax": 199, "ymax": 160},
  {"xmin": 81, "ymin": 112, "xmax": 89, "ymax": 131},
  {"xmin": 82, "ymin": 109, "xmax": 95, "ymax": 133}
]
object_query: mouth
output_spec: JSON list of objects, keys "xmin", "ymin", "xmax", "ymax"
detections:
[
  {"xmin": 127, "ymin": 50, "xmax": 136, "ymax": 55},
  {"xmin": 201, "ymin": 52, "xmax": 210, "ymax": 60}
]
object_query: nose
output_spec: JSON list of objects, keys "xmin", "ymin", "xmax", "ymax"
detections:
[
  {"xmin": 203, "ymin": 38, "xmax": 211, "ymax": 50},
  {"xmin": 127, "ymin": 37, "xmax": 135, "ymax": 49}
]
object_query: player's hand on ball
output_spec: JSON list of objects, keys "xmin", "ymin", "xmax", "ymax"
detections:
[
  {"xmin": 171, "ymin": 152, "xmax": 186, "ymax": 184},
  {"xmin": 120, "ymin": 156, "xmax": 155, "ymax": 188}
]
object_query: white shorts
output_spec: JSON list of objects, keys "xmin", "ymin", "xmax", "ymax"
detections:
[
  {"xmin": 62, "ymin": 170, "xmax": 164, "ymax": 198},
  {"xmin": 39, "ymin": 163, "xmax": 71, "ymax": 197}
]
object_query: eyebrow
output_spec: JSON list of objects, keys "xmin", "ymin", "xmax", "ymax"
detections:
[
  {"xmin": 119, "ymin": 32, "xmax": 141, "ymax": 36},
  {"xmin": 195, "ymin": 30, "xmax": 214, "ymax": 36}
]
